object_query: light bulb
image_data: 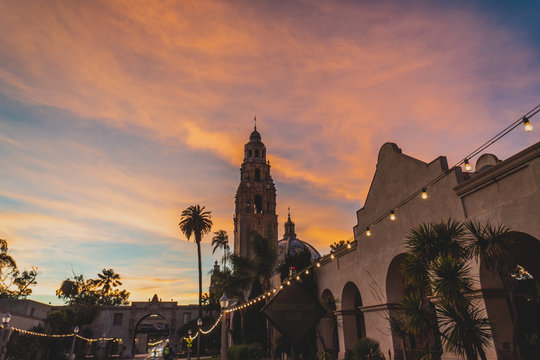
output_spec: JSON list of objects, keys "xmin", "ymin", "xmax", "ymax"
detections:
[
  {"xmin": 305, "ymin": 270, "xmax": 309, "ymax": 275},
  {"xmin": 390, "ymin": 210, "xmax": 396, "ymax": 221},
  {"xmin": 524, "ymin": 117, "xmax": 533, "ymax": 132},
  {"xmin": 330, "ymin": 253, "xmax": 335, "ymax": 259},
  {"xmin": 296, "ymin": 275, "xmax": 300, "ymax": 280},
  {"xmin": 464, "ymin": 159, "xmax": 472, "ymax": 171},
  {"xmin": 347, "ymin": 242, "xmax": 351, "ymax": 249},
  {"xmin": 280, "ymin": 285, "xmax": 283, "ymax": 289},
  {"xmin": 286, "ymin": 280, "xmax": 291, "ymax": 285},
  {"xmin": 421, "ymin": 188, "xmax": 428, "ymax": 199},
  {"xmin": 316, "ymin": 262, "xmax": 321, "ymax": 268},
  {"xmin": 366, "ymin": 227, "xmax": 371, "ymax": 237}
]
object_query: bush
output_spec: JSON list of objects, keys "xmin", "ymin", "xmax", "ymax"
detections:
[
  {"xmin": 352, "ymin": 337, "xmax": 383, "ymax": 360},
  {"xmin": 227, "ymin": 343, "xmax": 263, "ymax": 360}
]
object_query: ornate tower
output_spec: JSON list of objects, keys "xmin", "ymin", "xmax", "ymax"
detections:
[{"xmin": 234, "ymin": 122, "xmax": 278, "ymax": 257}]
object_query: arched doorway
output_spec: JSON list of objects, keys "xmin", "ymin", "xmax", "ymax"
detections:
[
  {"xmin": 386, "ymin": 253, "xmax": 408, "ymax": 359},
  {"xmin": 319, "ymin": 289, "xmax": 339, "ymax": 358},
  {"xmin": 132, "ymin": 313, "xmax": 171, "ymax": 356},
  {"xmin": 480, "ymin": 231, "xmax": 540, "ymax": 358},
  {"xmin": 341, "ymin": 282, "xmax": 366, "ymax": 351}
]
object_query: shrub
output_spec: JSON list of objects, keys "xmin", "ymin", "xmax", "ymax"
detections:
[{"xmin": 352, "ymin": 337, "xmax": 384, "ymax": 360}]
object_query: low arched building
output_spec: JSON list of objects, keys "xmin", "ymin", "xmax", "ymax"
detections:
[{"xmin": 315, "ymin": 141, "xmax": 540, "ymax": 360}]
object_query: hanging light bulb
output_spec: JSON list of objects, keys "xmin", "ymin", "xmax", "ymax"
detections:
[
  {"xmin": 286, "ymin": 280, "xmax": 291, "ymax": 286},
  {"xmin": 330, "ymin": 252, "xmax": 335, "ymax": 259},
  {"xmin": 390, "ymin": 210, "xmax": 396, "ymax": 221},
  {"xmin": 464, "ymin": 158, "xmax": 472, "ymax": 171},
  {"xmin": 366, "ymin": 227, "xmax": 371, "ymax": 237},
  {"xmin": 347, "ymin": 241, "xmax": 351, "ymax": 249},
  {"xmin": 421, "ymin": 188, "xmax": 428, "ymax": 199},
  {"xmin": 280, "ymin": 285, "xmax": 283, "ymax": 289},
  {"xmin": 316, "ymin": 262, "xmax": 321, "ymax": 268},
  {"xmin": 305, "ymin": 269, "xmax": 309, "ymax": 275},
  {"xmin": 296, "ymin": 275, "xmax": 300, "ymax": 280},
  {"xmin": 523, "ymin": 117, "xmax": 533, "ymax": 132}
]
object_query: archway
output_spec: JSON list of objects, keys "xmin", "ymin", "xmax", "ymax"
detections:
[
  {"xmin": 318, "ymin": 289, "xmax": 339, "ymax": 358},
  {"xmin": 341, "ymin": 282, "xmax": 366, "ymax": 351},
  {"xmin": 132, "ymin": 313, "xmax": 171, "ymax": 357},
  {"xmin": 386, "ymin": 253, "xmax": 408, "ymax": 359},
  {"xmin": 479, "ymin": 231, "xmax": 540, "ymax": 358}
]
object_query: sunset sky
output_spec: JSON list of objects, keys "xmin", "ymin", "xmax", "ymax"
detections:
[{"xmin": 1, "ymin": 0, "xmax": 539, "ymax": 305}]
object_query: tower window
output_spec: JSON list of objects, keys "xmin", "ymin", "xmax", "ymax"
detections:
[
  {"xmin": 254, "ymin": 195, "xmax": 263, "ymax": 214},
  {"xmin": 248, "ymin": 150, "xmax": 252, "ymax": 158},
  {"xmin": 255, "ymin": 149, "xmax": 259, "ymax": 157},
  {"xmin": 255, "ymin": 169, "xmax": 261, "ymax": 181}
]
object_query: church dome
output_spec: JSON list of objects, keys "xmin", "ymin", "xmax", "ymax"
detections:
[
  {"xmin": 277, "ymin": 210, "xmax": 321, "ymax": 262},
  {"xmin": 249, "ymin": 128, "xmax": 261, "ymax": 142}
]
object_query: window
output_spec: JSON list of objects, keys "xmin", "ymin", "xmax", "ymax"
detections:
[
  {"xmin": 255, "ymin": 149, "xmax": 259, "ymax": 157},
  {"xmin": 255, "ymin": 169, "xmax": 261, "ymax": 181},
  {"xmin": 248, "ymin": 150, "xmax": 252, "ymax": 157},
  {"xmin": 183, "ymin": 312, "xmax": 191, "ymax": 325},
  {"xmin": 113, "ymin": 313, "xmax": 123, "ymax": 326},
  {"xmin": 30, "ymin": 308, "xmax": 35, "ymax": 317},
  {"xmin": 254, "ymin": 195, "xmax": 263, "ymax": 214}
]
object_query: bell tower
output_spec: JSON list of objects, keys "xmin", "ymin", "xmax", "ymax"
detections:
[{"xmin": 233, "ymin": 120, "xmax": 278, "ymax": 257}]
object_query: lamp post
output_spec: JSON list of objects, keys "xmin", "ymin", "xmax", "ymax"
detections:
[
  {"xmin": 187, "ymin": 329, "xmax": 192, "ymax": 360},
  {"xmin": 0, "ymin": 313, "xmax": 12, "ymax": 360},
  {"xmin": 196, "ymin": 318, "xmax": 202, "ymax": 360},
  {"xmin": 68, "ymin": 326, "xmax": 79, "ymax": 360},
  {"xmin": 219, "ymin": 294, "xmax": 230, "ymax": 360}
]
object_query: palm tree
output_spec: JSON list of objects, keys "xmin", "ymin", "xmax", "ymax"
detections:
[
  {"xmin": 212, "ymin": 230, "xmax": 229, "ymax": 269},
  {"xmin": 465, "ymin": 221, "xmax": 522, "ymax": 359},
  {"xmin": 0, "ymin": 239, "xmax": 17, "ymax": 273},
  {"xmin": 179, "ymin": 205, "xmax": 213, "ymax": 326},
  {"xmin": 95, "ymin": 268, "xmax": 122, "ymax": 295}
]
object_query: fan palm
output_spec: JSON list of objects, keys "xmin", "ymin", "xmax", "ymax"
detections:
[
  {"xmin": 95, "ymin": 269, "xmax": 122, "ymax": 295},
  {"xmin": 464, "ymin": 221, "xmax": 522, "ymax": 359},
  {"xmin": 212, "ymin": 230, "xmax": 229, "ymax": 269},
  {"xmin": 179, "ymin": 205, "xmax": 213, "ymax": 324}
]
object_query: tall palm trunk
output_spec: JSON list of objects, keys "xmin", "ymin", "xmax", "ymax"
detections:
[
  {"xmin": 196, "ymin": 236, "xmax": 202, "ymax": 360},
  {"xmin": 505, "ymin": 283, "xmax": 523, "ymax": 360}
]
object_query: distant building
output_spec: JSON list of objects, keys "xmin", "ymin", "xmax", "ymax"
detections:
[{"xmin": 0, "ymin": 299, "xmax": 53, "ymax": 330}]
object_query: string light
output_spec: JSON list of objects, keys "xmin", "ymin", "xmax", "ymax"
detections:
[
  {"xmin": 464, "ymin": 158, "xmax": 472, "ymax": 171},
  {"xmin": 296, "ymin": 275, "xmax": 300, "ymax": 280},
  {"xmin": 330, "ymin": 252, "xmax": 335, "ymax": 259},
  {"xmin": 421, "ymin": 188, "xmax": 428, "ymax": 199},
  {"xmin": 305, "ymin": 269, "xmax": 309, "ymax": 275},
  {"xmin": 390, "ymin": 210, "xmax": 396, "ymax": 221},
  {"xmin": 316, "ymin": 262, "xmax": 321, "ymax": 267},
  {"xmin": 523, "ymin": 117, "xmax": 533, "ymax": 132},
  {"xmin": 347, "ymin": 241, "xmax": 351, "ymax": 249},
  {"xmin": 366, "ymin": 227, "xmax": 371, "ymax": 237},
  {"xmin": 286, "ymin": 280, "xmax": 291, "ymax": 285}
]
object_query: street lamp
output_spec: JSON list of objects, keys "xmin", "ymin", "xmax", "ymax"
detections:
[
  {"xmin": 69, "ymin": 326, "xmax": 79, "ymax": 360},
  {"xmin": 220, "ymin": 294, "xmax": 230, "ymax": 360},
  {"xmin": 196, "ymin": 318, "xmax": 202, "ymax": 360},
  {"xmin": 187, "ymin": 329, "xmax": 192, "ymax": 360},
  {"xmin": 0, "ymin": 313, "xmax": 12, "ymax": 360}
]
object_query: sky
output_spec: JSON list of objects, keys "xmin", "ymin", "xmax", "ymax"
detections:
[{"xmin": 0, "ymin": 0, "xmax": 539, "ymax": 305}]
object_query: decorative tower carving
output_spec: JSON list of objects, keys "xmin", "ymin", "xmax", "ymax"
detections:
[{"xmin": 234, "ymin": 121, "xmax": 278, "ymax": 257}]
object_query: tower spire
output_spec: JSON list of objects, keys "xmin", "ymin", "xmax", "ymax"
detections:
[{"xmin": 254, "ymin": 115, "xmax": 257, "ymax": 131}]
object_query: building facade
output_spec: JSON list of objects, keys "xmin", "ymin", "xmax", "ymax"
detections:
[{"xmin": 315, "ymin": 141, "xmax": 540, "ymax": 360}]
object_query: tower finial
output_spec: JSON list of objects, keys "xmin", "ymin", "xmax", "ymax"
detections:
[
  {"xmin": 254, "ymin": 115, "xmax": 257, "ymax": 131},
  {"xmin": 288, "ymin": 207, "xmax": 291, "ymax": 220}
]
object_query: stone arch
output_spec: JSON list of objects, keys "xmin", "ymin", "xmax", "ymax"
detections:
[
  {"xmin": 385, "ymin": 253, "xmax": 409, "ymax": 358},
  {"xmin": 341, "ymin": 281, "xmax": 366, "ymax": 351},
  {"xmin": 254, "ymin": 194, "xmax": 263, "ymax": 213},
  {"xmin": 479, "ymin": 231, "xmax": 540, "ymax": 356},
  {"xmin": 319, "ymin": 289, "xmax": 339, "ymax": 357},
  {"xmin": 131, "ymin": 313, "xmax": 171, "ymax": 356}
]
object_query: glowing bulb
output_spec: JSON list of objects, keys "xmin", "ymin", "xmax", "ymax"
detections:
[
  {"xmin": 316, "ymin": 262, "xmax": 321, "ymax": 267},
  {"xmin": 366, "ymin": 227, "xmax": 371, "ymax": 237},
  {"xmin": 296, "ymin": 275, "xmax": 300, "ymax": 280},
  {"xmin": 286, "ymin": 280, "xmax": 291, "ymax": 285},
  {"xmin": 464, "ymin": 158, "xmax": 472, "ymax": 171},
  {"xmin": 305, "ymin": 270, "xmax": 309, "ymax": 275},
  {"xmin": 524, "ymin": 117, "xmax": 533, "ymax": 132},
  {"xmin": 280, "ymin": 285, "xmax": 283, "ymax": 289},
  {"xmin": 330, "ymin": 253, "xmax": 335, "ymax": 259},
  {"xmin": 347, "ymin": 242, "xmax": 351, "ymax": 249},
  {"xmin": 421, "ymin": 188, "xmax": 428, "ymax": 199},
  {"xmin": 267, "ymin": 292, "xmax": 271, "ymax": 296},
  {"xmin": 390, "ymin": 210, "xmax": 396, "ymax": 221}
]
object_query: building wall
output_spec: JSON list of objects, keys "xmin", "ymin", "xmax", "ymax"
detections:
[{"xmin": 315, "ymin": 141, "xmax": 540, "ymax": 360}]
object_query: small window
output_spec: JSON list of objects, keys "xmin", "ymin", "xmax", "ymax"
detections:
[
  {"xmin": 255, "ymin": 169, "xmax": 261, "ymax": 181},
  {"xmin": 248, "ymin": 150, "xmax": 252, "ymax": 157},
  {"xmin": 113, "ymin": 313, "xmax": 123, "ymax": 326},
  {"xmin": 255, "ymin": 149, "xmax": 259, "ymax": 157},
  {"xmin": 183, "ymin": 312, "xmax": 192, "ymax": 324},
  {"xmin": 254, "ymin": 195, "xmax": 263, "ymax": 214}
]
